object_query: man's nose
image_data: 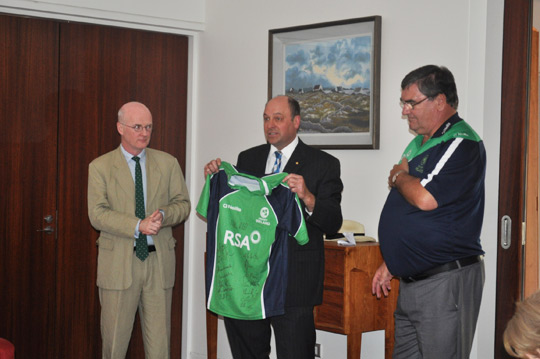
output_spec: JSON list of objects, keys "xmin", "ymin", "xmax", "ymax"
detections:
[{"xmin": 401, "ymin": 106, "xmax": 411, "ymax": 116}]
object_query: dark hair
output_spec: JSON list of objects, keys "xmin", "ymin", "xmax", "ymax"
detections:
[
  {"xmin": 287, "ymin": 96, "xmax": 301, "ymax": 119},
  {"xmin": 401, "ymin": 65, "xmax": 459, "ymax": 109}
]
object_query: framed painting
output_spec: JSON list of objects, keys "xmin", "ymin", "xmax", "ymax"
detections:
[{"xmin": 269, "ymin": 16, "xmax": 381, "ymax": 149}]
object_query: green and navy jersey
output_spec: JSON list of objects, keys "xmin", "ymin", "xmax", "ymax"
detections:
[
  {"xmin": 196, "ymin": 162, "xmax": 309, "ymax": 320},
  {"xmin": 379, "ymin": 114, "xmax": 486, "ymax": 278}
]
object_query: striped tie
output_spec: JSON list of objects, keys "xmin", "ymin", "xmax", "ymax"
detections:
[{"xmin": 272, "ymin": 151, "xmax": 282, "ymax": 174}]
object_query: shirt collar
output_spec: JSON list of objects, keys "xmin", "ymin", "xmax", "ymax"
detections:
[
  {"xmin": 120, "ymin": 145, "xmax": 146, "ymax": 162},
  {"xmin": 431, "ymin": 113, "xmax": 462, "ymax": 139},
  {"xmin": 270, "ymin": 136, "xmax": 299, "ymax": 159}
]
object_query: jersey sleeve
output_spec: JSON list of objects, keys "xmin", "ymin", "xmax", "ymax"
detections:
[
  {"xmin": 292, "ymin": 194, "xmax": 309, "ymax": 245},
  {"xmin": 281, "ymin": 186, "xmax": 309, "ymax": 245},
  {"xmin": 196, "ymin": 174, "xmax": 212, "ymax": 218}
]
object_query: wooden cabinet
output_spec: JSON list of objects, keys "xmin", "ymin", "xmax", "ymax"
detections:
[{"xmin": 314, "ymin": 241, "xmax": 398, "ymax": 359}]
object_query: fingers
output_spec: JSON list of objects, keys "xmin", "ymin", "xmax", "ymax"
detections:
[
  {"xmin": 284, "ymin": 174, "xmax": 315, "ymax": 211},
  {"xmin": 382, "ymin": 282, "xmax": 391, "ymax": 297},
  {"xmin": 203, "ymin": 158, "xmax": 222, "ymax": 178},
  {"xmin": 372, "ymin": 262, "xmax": 392, "ymax": 298},
  {"xmin": 140, "ymin": 214, "xmax": 162, "ymax": 235},
  {"xmin": 388, "ymin": 161, "xmax": 409, "ymax": 188},
  {"xmin": 149, "ymin": 210, "xmax": 163, "ymax": 223},
  {"xmin": 371, "ymin": 276, "xmax": 380, "ymax": 297},
  {"xmin": 283, "ymin": 174, "xmax": 305, "ymax": 191},
  {"xmin": 372, "ymin": 279, "xmax": 390, "ymax": 298}
]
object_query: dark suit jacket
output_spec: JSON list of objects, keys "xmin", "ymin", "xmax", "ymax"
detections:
[{"xmin": 236, "ymin": 139, "xmax": 343, "ymax": 306}]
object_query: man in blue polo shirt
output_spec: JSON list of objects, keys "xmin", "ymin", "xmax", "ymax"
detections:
[{"xmin": 372, "ymin": 65, "xmax": 486, "ymax": 359}]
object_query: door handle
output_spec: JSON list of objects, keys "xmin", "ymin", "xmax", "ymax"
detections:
[
  {"xmin": 37, "ymin": 226, "xmax": 54, "ymax": 234},
  {"xmin": 500, "ymin": 215, "xmax": 512, "ymax": 249}
]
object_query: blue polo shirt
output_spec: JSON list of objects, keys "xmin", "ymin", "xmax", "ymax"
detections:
[{"xmin": 378, "ymin": 114, "xmax": 486, "ymax": 278}]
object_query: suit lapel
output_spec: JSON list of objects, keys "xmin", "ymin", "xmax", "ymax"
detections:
[
  {"xmin": 283, "ymin": 139, "xmax": 307, "ymax": 174},
  {"xmin": 111, "ymin": 147, "xmax": 136, "ymax": 213},
  {"xmin": 255, "ymin": 146, "xmax": 270, "ymax": 174},
  {"xmin": 244, "ymin": 145, "xmax": 269, "ymax": 175}
]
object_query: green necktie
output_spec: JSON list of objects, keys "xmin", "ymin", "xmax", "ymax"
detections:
[{"xmin": 133, "ymin": 156, "xmax": 149, "ymax": 261}]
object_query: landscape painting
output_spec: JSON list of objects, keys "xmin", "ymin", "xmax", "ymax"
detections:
[{"xmin": 269, "ymin": 17, "xmax": 381, "ymax": 149}]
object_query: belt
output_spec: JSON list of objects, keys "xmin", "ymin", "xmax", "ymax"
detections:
[
  {"xmin": 134, "ymin": 245, "xmax": 156, "ymax": 253},
  {"xmin": 401, "ymin": 255, "xmax": 483, "ymax": 283}
]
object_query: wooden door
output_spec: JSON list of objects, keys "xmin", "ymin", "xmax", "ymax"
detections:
[
  {"xmin": 495, "ymin": 0, "xmax": 532, "ymax": 357},
  {"xmin": 0, "ymin": 15, "xmax": 188, "ymax": 358},
  {"xmin": 0, "ymin": 15, "xmax": 59, "ymax": 359}
]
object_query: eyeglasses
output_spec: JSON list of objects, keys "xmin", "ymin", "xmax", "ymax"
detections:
[
  {"xmin": 119, "ymin": 122, "xmax": 153, "ymax": 132},
  {"xmin": 399, "ymin": 97, "xmax": 429, "ymax": 111}
]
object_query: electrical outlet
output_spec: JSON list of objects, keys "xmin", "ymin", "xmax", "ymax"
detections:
[{"xmin": 314, "ymin": 343, "xmax": 322, "ymax": 358}]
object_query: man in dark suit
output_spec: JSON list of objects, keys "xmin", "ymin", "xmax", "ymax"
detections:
[
  {"xmin": 203, "ymin": 95, "xmax": 343, "ymax": 359},
  {"xmin": 88, "ymin": 101, "xmax": 191, "ymax": 358}
]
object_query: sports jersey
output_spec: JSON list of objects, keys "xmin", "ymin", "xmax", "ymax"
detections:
[
  {"xmin": 197, "ymin": 161, "xmax": 309, "ymax": 320},
  {"xmin": 378, "ymin": 114, "xmax": 486, "ymax": 278}
]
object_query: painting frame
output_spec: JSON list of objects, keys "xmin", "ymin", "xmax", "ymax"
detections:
[{"xmin": 268, "ymin": 16, "xmax": 381, "ymax": 149}]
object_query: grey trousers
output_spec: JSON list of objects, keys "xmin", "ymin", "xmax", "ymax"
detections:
[{"xmin": 393, "ymin": 260, "xmax": 485, "ymax": 359}]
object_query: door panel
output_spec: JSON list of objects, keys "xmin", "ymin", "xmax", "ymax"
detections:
[
  {"xmin": 0, "ymin": 15, "xmax": 59, "ymax": 359},
  {"xmin": 57, "ymin": 22, "xmax": 188, "ymax": 358}
]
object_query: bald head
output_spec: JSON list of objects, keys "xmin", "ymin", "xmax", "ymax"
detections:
[{"xmin": 118, "ymin": 101, "xmax": 152, "ymax": 123}]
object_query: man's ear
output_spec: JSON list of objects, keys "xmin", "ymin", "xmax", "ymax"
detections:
[
  {"xmin": 293, "ymin": 115, "xmax": 301, "ymax": 130},
  {"xmin": 117, "ymin": 122, "xmax": 124, "ymax": 135},
  {"xmin": 436, "ymin": 94, "xmax": 447, "ymax": 110}
]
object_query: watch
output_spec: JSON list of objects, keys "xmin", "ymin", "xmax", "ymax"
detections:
[{"xmin": 392, "ymin": 170, "xmax": 406, "ymax": 185}]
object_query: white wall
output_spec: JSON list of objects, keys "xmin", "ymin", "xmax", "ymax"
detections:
[{"xmin": 188, "ymin": 0, "xmax": 504, "ymax": 358}]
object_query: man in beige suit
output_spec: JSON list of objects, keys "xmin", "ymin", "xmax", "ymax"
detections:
[{"xmin": 88, "ymin": 101, "xmax": 191, "ymax": 359}]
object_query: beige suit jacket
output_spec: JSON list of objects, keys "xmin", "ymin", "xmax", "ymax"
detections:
[{"xmin": 88, "ymin": 146, "xmax": 190, "ymax": 290}]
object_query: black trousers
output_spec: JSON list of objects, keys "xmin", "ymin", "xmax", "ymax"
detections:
[{"xmin": 223, "ymin": 306, "xmax": 316, "ymax": 359}]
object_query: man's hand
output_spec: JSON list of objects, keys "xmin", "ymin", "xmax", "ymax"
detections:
[
  {"xmin": 388, "ymin": 157, "xmax": 409, "ymax": 188},
  {"xmin": 283, "ymin": 173, "xmax": 315, "ymax": 212},
  {"xmin": 387, "ymin": 157, "xmax": 438, "ymax": 211},
  {"xmin": 372, "ymin": 261, "xmax": 394, "ymax": 299},
  {"xmin": 203, "ymin": 158, "xmax": 222, "ymax": 178},
  {"xmin": 139, "ymin": 210, "xmax": 163, "ymax": 235}
]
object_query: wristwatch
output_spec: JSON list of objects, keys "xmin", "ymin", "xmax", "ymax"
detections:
[{"xmin": 392, "ymin": 170, "xmax": 406, "ymax": 185}]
